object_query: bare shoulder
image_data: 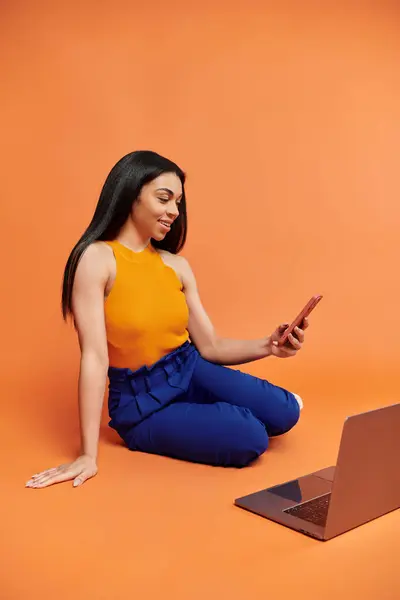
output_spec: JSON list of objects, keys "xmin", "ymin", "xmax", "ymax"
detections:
[
  {"xmin": 157, "ymin": 250, "xmax": 194, "ymax": 288},
  {"xmin": 74, "ymin": 241, "xmax": 114, "ymax": 286}
]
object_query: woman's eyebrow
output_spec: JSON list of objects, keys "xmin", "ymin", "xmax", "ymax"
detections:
[{"xmin": 156, "ymin": 187, "xmax": 183, "ymax": 199}]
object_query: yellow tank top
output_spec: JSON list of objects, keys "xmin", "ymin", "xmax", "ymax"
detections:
[{"xmin": 104, "ymin": 240, "xmax": 189, "ymax": 371}]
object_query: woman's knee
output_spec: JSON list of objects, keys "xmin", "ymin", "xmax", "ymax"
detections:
[
  {"xmin": 270, "ymin": 392, "xmax": 301, "ymax": 436},
  {"xmin": 123, "ymin": 403, "xmax": 270, "ymax": 468},
  {"xmin": 224, "ymin": 411, "xmax": 269, "ymax": 467}
]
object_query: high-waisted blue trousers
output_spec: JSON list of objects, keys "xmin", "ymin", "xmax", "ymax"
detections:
[{"xmin": 107, "ymin": 341, "xmax": 300, "ymax": 467}]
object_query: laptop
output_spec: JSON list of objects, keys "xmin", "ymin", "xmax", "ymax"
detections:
[{"xmin": 234, "ymin": 403, "xmax": 400, "ymax": 541}]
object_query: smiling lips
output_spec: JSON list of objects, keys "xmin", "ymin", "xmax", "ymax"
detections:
[{"xmin": 159, "ymin": 219, "xmax": 172, "ymax": 229}]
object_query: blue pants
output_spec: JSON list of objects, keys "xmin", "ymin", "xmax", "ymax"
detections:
[{"xmin": 107, "ymin": 341, "xmax": 300, "ymax": 467}]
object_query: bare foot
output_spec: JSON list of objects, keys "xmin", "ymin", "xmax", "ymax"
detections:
[{"xmin": 293, "ymin": 393, "xmax": 303, "ymax": 411}]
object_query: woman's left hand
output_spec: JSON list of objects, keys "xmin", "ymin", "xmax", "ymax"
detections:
[{"xmin": 265, "ymin": 317, "xmax": 309, "ymax": 358}]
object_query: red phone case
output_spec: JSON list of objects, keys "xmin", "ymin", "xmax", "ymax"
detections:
[{"xmin": 278, "ymin": 295, "xmax": 323, "ymax": 346}]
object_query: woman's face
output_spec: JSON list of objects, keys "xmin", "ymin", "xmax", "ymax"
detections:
[{"xmin": 132, "ymin": 172, "xmax": 183, "ymax": 241}]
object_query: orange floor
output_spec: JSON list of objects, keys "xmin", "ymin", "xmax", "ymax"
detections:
[{"xmin": 3, "ymin": 368, "xmax": 399, "ymax": 600}]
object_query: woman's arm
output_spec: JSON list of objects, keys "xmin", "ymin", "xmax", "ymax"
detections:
[
  {"xmin": 26, "ymin": 244, "xmax": 110, "ymax": 488},
  {"xmin": 77, "ymin": 352, "xmax": 108, "ymax": 461},
  {"xmin": 178, "ymin": 256, "xmax": 305, "ymax": 365},
  {"xmin": 73, "ymin": 244, "xmax": 110, "ymax": 461}
]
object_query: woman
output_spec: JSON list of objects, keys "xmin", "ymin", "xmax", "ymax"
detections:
[{"xmin": 26, "ymin": 150, "xmax": 308, "ymax": 489}]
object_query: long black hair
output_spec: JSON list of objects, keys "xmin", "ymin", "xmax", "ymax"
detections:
[{"xmin": 61, "ymin": 150, "xmax": 187, "ymax": 321}]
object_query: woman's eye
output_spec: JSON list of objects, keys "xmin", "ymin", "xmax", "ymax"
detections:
[{"xmin": 158, "ymin": 197, "xmax": 181, "ymax": 208}]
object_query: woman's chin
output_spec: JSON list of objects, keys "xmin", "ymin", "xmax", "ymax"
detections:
[
  {"xmin": 152, "ymin": 228, "xmax": 168, "ymax": 241},
  {"xmin": 152, "ymin": 232, "xmax": 165, "ymax": 242}
]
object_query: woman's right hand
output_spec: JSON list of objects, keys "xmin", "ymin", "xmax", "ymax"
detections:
[{"xmin": 25, "ymin": 455, "xmax": 98, "ymax": 489}]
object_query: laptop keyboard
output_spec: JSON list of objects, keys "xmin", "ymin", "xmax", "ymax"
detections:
[{"xmin": 284, "ymin": 493, "xmax": 331, "ymax": 527}]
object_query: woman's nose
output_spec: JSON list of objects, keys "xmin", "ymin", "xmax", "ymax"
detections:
[{"xmin": 167, "ymin": 203, "xmax": 179, "ymax": 217}]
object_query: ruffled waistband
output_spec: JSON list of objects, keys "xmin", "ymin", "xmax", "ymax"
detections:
[{"xmin": 107, "ymin": 342, "xmax": 199, "ymax": 430}]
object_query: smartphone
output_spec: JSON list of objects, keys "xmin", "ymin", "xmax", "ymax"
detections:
[{"xmin": 278, "ymin": 295, "xmax": 323, "ymax": 346}]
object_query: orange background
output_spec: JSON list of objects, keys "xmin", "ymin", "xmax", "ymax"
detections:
[{"xmin": 1, "ymin": 1, "xmax": 399, "ymax": 598}]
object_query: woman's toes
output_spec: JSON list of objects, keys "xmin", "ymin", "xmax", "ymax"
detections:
[{"xmin": 293, "ymin": 393, "xmax": 303, "ymax": 411}]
